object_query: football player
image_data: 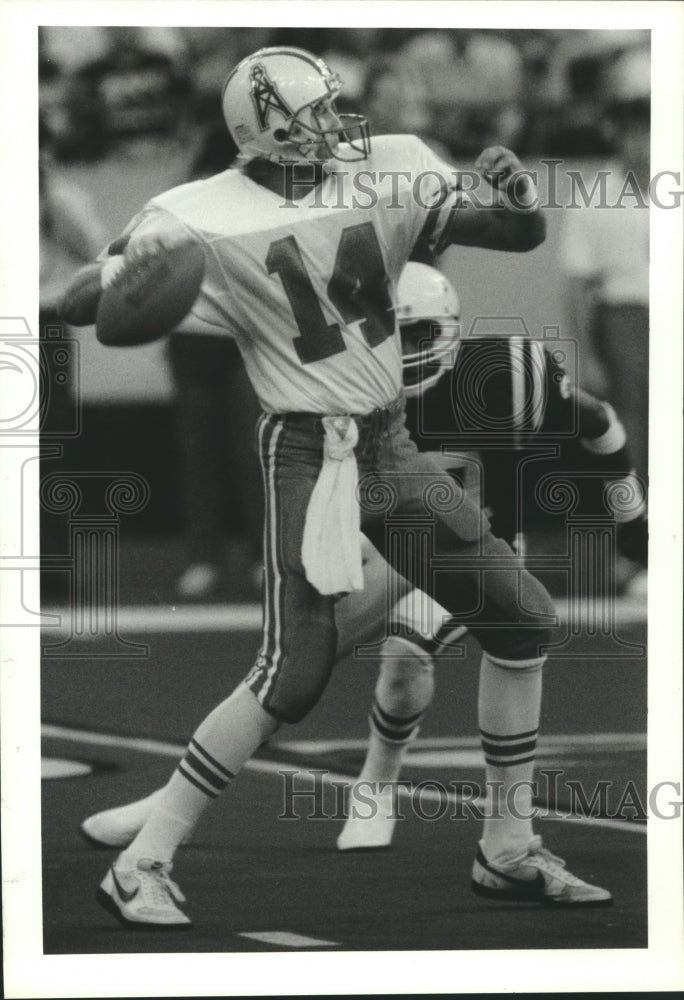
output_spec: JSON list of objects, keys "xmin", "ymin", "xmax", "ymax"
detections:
[
  {"xmin": 62, "ymin": 46, "xmax": 611, "ymax": 927},
  {"xmin": 336, "ymin": 262, "xmax": 648, "ymax": 850},
  {"xmin": 82, "ymin": 262, "xmax": 646, "ymax": 856}
]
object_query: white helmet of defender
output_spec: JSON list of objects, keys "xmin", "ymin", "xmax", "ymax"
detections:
[
  {"xmin": 222, "ymin": 46, "xmax": 371, "ymax": 165},
  {"xmin": 397, "ymin": 262, "xmax": 461, "ymax": 396}
]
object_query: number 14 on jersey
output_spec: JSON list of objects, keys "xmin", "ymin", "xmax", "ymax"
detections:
[{"xmin": 266, "ymin": 221, "xmax": 395, "ymax": 364}]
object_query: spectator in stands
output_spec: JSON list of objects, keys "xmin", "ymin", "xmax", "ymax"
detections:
[
  {"xmin": 64, "ymin": 27, "xmax": 193, "ymax": 161},
  {"xmin": 362, "ymin": 55, "xmax": 433, "ymax": 141},
  {"xmin": 558, "ymin": 44, "xmax": 650, "ymax": 590},
  {"xmin": 39, "ymin": 116, "xmax": 109, "ymax": 317},
  {"xmin": 182, "ymin": 28, "xmax": 272, "ymax": 108},
  {"xmin": 398, "ymin": 29, "xmax": 525, "ymax": 156},
  {"xmin": 541, "ymin": 29, "xmax": 648, "ymax": 155},
  {"xmin": 39, "ymin": 114, "xmax": 109, "ymax": 543}
]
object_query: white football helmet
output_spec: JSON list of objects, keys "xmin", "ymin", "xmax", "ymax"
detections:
[
  {"xmin": 222, "ymin": 46, "xmax": 371, "ymax": 165},
  {"xmin": 397, "ymin": 263, "xmax": 461, "ymax": 396}
]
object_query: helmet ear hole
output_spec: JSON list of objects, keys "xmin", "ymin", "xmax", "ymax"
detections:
[{"xmin": 273, "ymin": 128, "xmax": 289, "ymax": 142}]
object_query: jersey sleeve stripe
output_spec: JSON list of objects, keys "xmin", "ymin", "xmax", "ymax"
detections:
[{"xmin": 431, "ymin": 193, "xmax": 466, "ymax": 256}]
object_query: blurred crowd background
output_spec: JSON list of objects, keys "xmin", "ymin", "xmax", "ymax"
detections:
[
  {"xmin": 40, "ymin": 26, "xmax": 650, "ymax": 164},
  {"xmin": 38, "ymin": 26, "xmax": 652, "ymax": 601}
]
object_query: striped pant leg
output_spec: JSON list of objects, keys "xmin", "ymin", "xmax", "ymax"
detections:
[{"xmin": 244, "ymin": 414, "xmax": 338, "ymax": 724}]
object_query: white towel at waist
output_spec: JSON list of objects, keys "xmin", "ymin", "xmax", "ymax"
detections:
[{"xmin": 301, "ymin": 415, "xmax": 364, "ymax": 596}]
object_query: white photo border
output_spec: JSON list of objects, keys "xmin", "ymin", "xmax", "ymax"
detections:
[{"xmin": 1, "ymin": 1, "xmax": 682, "ymax": 996}]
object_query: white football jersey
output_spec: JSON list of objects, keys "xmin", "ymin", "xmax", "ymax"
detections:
[{"xmin": 111, "ymin": 135, "xmax": 464, "ymax": 414}]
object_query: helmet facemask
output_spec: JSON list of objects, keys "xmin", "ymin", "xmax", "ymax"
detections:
[
  {"xmin": 274, "ymin": 95, "xmax": 371, "ymax": 165},
  {"xmin": 401, "ymin": 319, "xmax": 461, "ymax": 397}
]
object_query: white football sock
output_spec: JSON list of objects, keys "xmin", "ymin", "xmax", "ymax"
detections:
[
  {"xmin": 478, "ymin": 651, "xmax": 544, "ymax": 860},
  {"xmin": 117, "ymin": 683, "xmax": 278, "ymax": 868},
  {"xmin": 358, "ymin": 637, "xmax": 435, "ymax": 783},
  {"xmin": 337, "ymin": 638, "xmax": 434, "ymax": 851},
  {"xmin": 84, "ymin": 788, "xmax": 164, "ymax": 844}
]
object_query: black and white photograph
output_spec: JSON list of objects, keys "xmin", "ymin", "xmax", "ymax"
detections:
[{"xmin": 1, "ymin": 1, "xmax": 683, "ymax": 996}]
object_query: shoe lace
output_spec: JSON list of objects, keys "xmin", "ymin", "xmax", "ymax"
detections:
[
  {"xmin": 139, "ymin": 861, "xmax": 186, "ymax": 906},
  {"xmin": 526, "ymin": 837, "xmax": 585, "ymax": 886}
]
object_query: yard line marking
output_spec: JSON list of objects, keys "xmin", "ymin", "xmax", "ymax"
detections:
[
  {"xmin": 41, "ymin": 604, "xmax": 263, "ymax": 634},
  {"xmin": 241, "ymin": 759, "xmax": 647, "ymax": 835},
  {"xmin": 42, "ymin": 724, "xmax": 187, "ymax": 758},
  {"xmin": 405, "ymin": 750, "xmax": 585, "ymax": 768},
  {"xmin": 40, "ymin": 595, "xmax": 646, "ymax": 635},
  {"xmin": 41, "ymin": 758, "xmax": 93, "ymax": 779},
  {"xmin": 282, "ymin": 733, "xmax": 647, "ymax": 754},
  {"xmin": 42, "ymin": 724, "xmax": 647, "ymax": 835},
  {"xmin": 238, "ymin": 931, "xmax": 339, "ymax": 948}
]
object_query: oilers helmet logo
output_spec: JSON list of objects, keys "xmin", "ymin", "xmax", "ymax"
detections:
[{"xmin": 250, "ymin": 64, "xmax": 294, "ymax": 131}]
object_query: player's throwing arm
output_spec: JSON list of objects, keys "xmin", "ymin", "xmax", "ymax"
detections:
[{"xmin": 59, "ymin": 230, "xmax": 206, "ymax": 346}]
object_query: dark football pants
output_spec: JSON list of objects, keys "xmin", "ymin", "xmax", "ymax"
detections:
[{"xmin": 245, "ymin": 398, "xmax": 555, "ymax": 723}]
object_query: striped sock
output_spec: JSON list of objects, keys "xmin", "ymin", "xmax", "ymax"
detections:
[
  {"xmin": 117, "ymin": 683, "xmax": 277, "ymax": 867},
  {"xmin": 478, "ymin": 651, "xmax": 543, "ymax": 860},
  {"xmin": 371, "ymin": 699, "xmax": 423, "ymax": 745},
  {"xmin": 178, "ymin": 738, "xmax": 235, "ymax": 799},
  {"xmin": 480, "ymin": 727, "xmax": 538, "ymax": 771},
  {"xmin": 355, "ymin": 636, "xmax": 435, "ymax": 785},
  {"xmin": 357, "ymin": 701, "xmax": 422, "ymax": 786},
  {"xmin": 481, "ymin": 727, "xmax": 539, "ymax": 847},
  {"xmin": 116, "ymin": 760, "xmax": 222, "ymax": 869}
]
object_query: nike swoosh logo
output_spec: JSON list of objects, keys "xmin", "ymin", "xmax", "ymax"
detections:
[
  {"xmin": 495, "ymin": 869, "xmax": 546, "ymax": 892},
  {"xmin": 477, "ymin": 847, "xmax": 547, "ymax": 892},
  {"xmin": 110, "ymin": 866, "xmax": 140, "ymax": 903}
]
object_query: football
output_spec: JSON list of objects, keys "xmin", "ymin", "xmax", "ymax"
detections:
[{"xmin": 96, "ymin": 239, "xmax": 206, "ymax": 346}]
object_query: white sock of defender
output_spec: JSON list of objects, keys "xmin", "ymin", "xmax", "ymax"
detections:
[
  {"xmin": 116, "ymin": 683, "xmax": 278, "ymax": 868},
  {"xmin": 478, "ymin": 651, "xmax": 544, "ymax": 861},
  {"xmin": 358, "ymin": 636, "xmax": 436, "ymax": 784},
  {"xmin": 357, "ymin": 588, "xmax": 467, "ymax": 784},
  {"xmin": 357, "ymin": 588, "xmax": 455, "ymax": 784},
  {"xmin": 338, "ymin": 637, "xmax": 434, "ymax": 851}
]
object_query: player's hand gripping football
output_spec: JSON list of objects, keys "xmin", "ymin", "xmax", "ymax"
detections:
[
  {"xmin": 96, "ymin": 228, "xmax": 206, "ymax": 347},
  {"xmin": 124, "ymin": 227, "xmax": 196, "ymax": 265}
]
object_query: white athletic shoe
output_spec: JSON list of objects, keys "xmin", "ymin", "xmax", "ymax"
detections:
[
  {"xmin": 471, "ymin": 836, "xmax": 612, "ymax": 906},
  {"xmin": 97, "ymin": 858, "xmax": 192, "ymax": 928},
  {"xmin": 336, "ymin": 782, "xmax": 400, "ymax": 851}
]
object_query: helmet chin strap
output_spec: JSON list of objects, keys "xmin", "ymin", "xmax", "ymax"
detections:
[{"xmin": 271, "ymin": 129, "xmax": 334, "ymax": 167}]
